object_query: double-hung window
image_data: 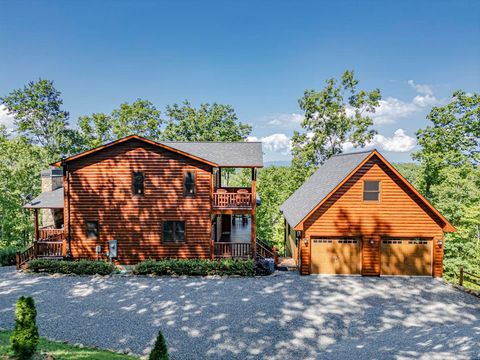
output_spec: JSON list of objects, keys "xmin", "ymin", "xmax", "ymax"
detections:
[{"xmin": 163, "ymin": 221, "xmax": 186, "ymax": 243}]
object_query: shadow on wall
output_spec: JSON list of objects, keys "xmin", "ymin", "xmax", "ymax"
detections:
[{"xmin": 68, "ymin": 141, "xmax": 212, "ymax": 263}]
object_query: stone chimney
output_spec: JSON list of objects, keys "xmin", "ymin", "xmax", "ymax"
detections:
[
  {"xmin": 41, "ymin": 168, "xmax": 63, "ymax": 192},
  {"xmin": 41, "ymin": 168, "xmax": 63, "ymax": 228}
]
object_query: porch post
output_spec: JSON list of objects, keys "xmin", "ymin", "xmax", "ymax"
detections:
[
  {"xmin": 251, "ymin": 212, "xmax": 256, "ymax": 258},
  {"xmin": 33, "ymin": 208, "xmax": 39, "ymax": 241}
]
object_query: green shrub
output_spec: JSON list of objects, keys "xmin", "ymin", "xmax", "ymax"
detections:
[
  {"xmin": 10, "ymin": 296, "xmax": 39, "ymax": 359},
  {"xmin": 26, "ymin": 259, "xmax": 116, "ymax": 275},
  {"xmin": 149, "ymin": 329, "xmax": 169, "ymax": 360},
  {"xmin": 0, "ymin": 246, "xmax": 18, "ymax": 266},
  {"xmin": 134, "ymin": 258, "xmax": 255, "ymax": 276}
]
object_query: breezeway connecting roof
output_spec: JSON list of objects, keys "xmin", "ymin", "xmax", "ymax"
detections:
[{"xmin": 52, "ymin": 135, "xmax": 263, "ymax": 168}]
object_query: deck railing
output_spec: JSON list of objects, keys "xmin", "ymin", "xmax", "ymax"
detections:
[
  {"xmin": 214, "ymin": 242, "xmax": 251, "ymax": 259},
  {"xmin": 39, "ymin": 228, "xmax": 64, "ymax": 241},
  {"xmin": 213, "ymin": 187, "xmax": 252, "ymax": 209},
  {"xmin": 16, "ymin": 240, "xmax": 64, "ymax": 269}
]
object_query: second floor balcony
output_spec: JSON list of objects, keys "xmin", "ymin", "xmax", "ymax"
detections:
[{"xmin": 213, "ymin": 187, "xmax": 254, "ymax": 210}]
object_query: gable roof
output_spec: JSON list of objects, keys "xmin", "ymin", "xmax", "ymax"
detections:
[
  {"xmin": 280, "ymin": 149, "xmax": 455, "ymax": 232},
  {"xmin": 160, "ymin": 141, "xmax": 263, "ymax": 167},
  {"xmin": 52, "ymin": 135, "xmax": 263, "ymax": 168},
  {"xmin": 280, "ymin": 151, "xmax": 371, "ymax": 228}
]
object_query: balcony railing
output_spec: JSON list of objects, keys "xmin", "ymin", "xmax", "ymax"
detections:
[
  {"xmin": 214, "ymin": 242, "xmax": 251, "ymax": 259},
  {"xmin": 213, "ymin": 187, "xmax": 253, "ymax": 209},
  {"xmin": 39, "ymin": 228, "xmax": 65, "ymax": 242}
]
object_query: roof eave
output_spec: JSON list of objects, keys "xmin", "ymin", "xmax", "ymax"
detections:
[{"xmin": 51, "ymin": 135, "xmax": 219, "ymax": 167}]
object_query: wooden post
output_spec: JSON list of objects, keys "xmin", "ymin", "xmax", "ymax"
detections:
[
  {"xmin": 273, "ymin": 245, "xmax": 278, "ymax": 268},
  {"xmin": 251, "ymin": 212, "xmax": 256, "ymax": 258},
  {"xmin": 460, "ymin": 266, "xmax": 464, "ymax": 286},
  {"xmin": 210, "ymin": 239, "xmax": 215, "ymax": 260},
  {"xmin": 33, "ymin": 208, "xmax": 39, "ymax": 241},
  {"xmin": 15, "ymin": 252, "xmax": 20, "ymax": 270}
]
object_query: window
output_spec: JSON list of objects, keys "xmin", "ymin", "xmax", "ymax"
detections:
[
  {"xmin": 363, "ymin": 180, "xmax": 380, "ymax": 201},
  {"xmin": 132, "ymin": 172, "xmax": 144, "ymax": 196},
  {"xmin": 163, "ymin": 221, "xmax": 186, "ymax": 243},
  {"xmin": 183, "ymin": 171, "xmax": 195, "ymax": 196},
  {"xmin": 86, "ymin": 221, "xmax": 99, "ymax": 239}
]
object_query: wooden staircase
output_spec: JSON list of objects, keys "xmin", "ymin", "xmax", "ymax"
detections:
[{"xmin": 16, "ymin": 228, "xmax": 65, "ymax": 268}]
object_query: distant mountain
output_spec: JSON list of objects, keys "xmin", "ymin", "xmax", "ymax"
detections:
[{"xmin": 264, "ymin": 160, "xmax": 291, "ymax": 167}]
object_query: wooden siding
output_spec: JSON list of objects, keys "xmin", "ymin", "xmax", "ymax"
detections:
[
  {"xmin": 65, "ymin": 139, "xmax": 213, "ymax": 264},
  {"xmin": 302, "ymin": 155, "xmax": 445, "ymax": 277}
]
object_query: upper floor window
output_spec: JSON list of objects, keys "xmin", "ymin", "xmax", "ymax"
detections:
[
  {"xmin": 184, "ymin": 171, "xmax": 195, "ymax": 197},
  {"xmin": 163, "ymin": 221, "xmax": 185, "ymax": 243},
  {"xmin": 86, "ymin": 220, "xmax": 99, "ymax": 239},
  {"xmin": 132, "ymin": 172, "xmax": 144, "ymax": 196},
  {"xmin": 363, "ymin": 180, "xmax": 380, "ymax": 201}
]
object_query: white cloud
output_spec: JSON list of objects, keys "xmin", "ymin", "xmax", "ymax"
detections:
[
  {"xmin": 265, "ymin": 113, "xmax": 304, "ymax": 128},
  {"xmin": 251, "ymin": 128, "xmax": 416, "ymax": 156},
  {"xmin": 0, "ymin": 105, "xmax": 15, "ymax": 131},
  {"xmin": 367, "ymin": 80, "xmax": 441, "ymax": 125},
  {"xmin": 373, "ymin": 128, "xmax": 417, "ymax": 152},
  {"xmin": 342, "ymin": 128, "xmax": 416, "ymax": 153},
  {"xmin": 247, "ymin": 133, "xmax": 292, "ymax": 155},
  {"xmin": 407, "ymin": 80, "xmax": 433, "ymax": 95}
]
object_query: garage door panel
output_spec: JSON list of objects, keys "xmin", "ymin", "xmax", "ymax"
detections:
[
  {"xmin": 311, "ymin": 238, "xmax": 361, "ymax": 274},
  {"xmin": 381, "ymin": 239, "xmax": 432, "ymax": 276}
]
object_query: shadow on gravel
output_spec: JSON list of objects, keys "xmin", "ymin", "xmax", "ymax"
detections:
[{"xmin": 0, "ymin": 267, "xmax": 479, "ymax": 359}]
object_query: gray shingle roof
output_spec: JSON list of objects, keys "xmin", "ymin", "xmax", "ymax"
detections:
[
  {"xmin": 161, "ymin": 141, "xmax": 263, "ymax": 167},
  {"xmin": 280, "ymin": 150, "xmax": 373, "ymax": 227},
  {"xmin": 24, "ymin": 188, "xmax": 64, "ymax": 209}
]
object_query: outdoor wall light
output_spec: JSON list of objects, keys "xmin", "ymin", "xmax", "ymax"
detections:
[
  {"xmin": 437, "ymin": 239, "xmax": 443, "ymax": 246},
  {"xmin": 296, "ymin": 230, "xmax": 302, "ymax": 239},
  {"xmin": 369, "ymin": 239, "xmax": 375, "ymax": 245},
  {"xmin": 303, "ymin": 238, "xmax": 308, "ymax": 246}
]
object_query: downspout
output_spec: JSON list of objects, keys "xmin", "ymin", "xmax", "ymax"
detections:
[{"xmin": 62, "ymin": 158, "xmax": 73, "ymax": 260}]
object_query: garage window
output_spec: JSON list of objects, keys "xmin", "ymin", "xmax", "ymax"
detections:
[{"xmin": 363, "ymin": 180, "xmax": 380, "ymax": 201}]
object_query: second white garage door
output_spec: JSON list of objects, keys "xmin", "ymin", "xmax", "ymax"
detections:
[{"xmin": 310, "ymin": 238, "xmax": 361, "ymax": 274}]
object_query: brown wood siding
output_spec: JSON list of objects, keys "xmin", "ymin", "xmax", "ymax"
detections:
[
  {"xmin": 304, "ymin": 155, "xmax": 445, "ymax": 277},
  {"xmin": 65, "ymin": 139, "xmax": 213, "ymax": 264}
]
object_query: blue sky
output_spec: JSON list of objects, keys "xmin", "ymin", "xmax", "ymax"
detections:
[{"xmin": 1, "ymin": 0, "xmax": 479, "ymax": 163}]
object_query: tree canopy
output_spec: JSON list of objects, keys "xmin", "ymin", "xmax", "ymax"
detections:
[
  {"xmin": 78, "ymin": 99, "xmax": 163, "ymax": 150},
  {"xmin": 162, "ymin": 101, "xmax": 251, "ymax": 141},
  {"xmin": 413, "ymin": 91, "xmax": 480, "ymax": 197},
  {"xmin": 0, "ymin": 79, "xmax": 74, "ymax": 160},
  {"xmin": 291, "ymin": 70, "xmax": 381, "ymax": 170}
]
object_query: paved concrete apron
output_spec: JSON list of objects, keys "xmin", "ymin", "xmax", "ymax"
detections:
[{"xmin": 0, "ymin": 267, "xmax": 479, "ymax": 360}]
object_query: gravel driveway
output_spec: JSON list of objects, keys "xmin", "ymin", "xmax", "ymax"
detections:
[{"xmin": 0, "ymin": 267, "xmax": 479, "ymax": 360}]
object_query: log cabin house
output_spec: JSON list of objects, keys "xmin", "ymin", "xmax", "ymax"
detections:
[
  {"xmin": 280, "ymin": 149, "xmax": 455, "ymax": 277},
  {"xmin": 19, "ymin": 135, "xmax": 270, "ymax": 267}
]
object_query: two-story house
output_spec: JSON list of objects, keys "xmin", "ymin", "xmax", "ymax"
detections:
[{"xmin": 21, "ymin": 135, "xmax": 264, "ymax": 265}]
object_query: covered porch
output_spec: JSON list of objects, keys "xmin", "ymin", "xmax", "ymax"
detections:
[{"xmin": 18, "ymin": 187, "xmax": 65, "ymax": 268}]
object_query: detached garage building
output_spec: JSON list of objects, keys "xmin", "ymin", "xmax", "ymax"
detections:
[{"xmin": 280, "ymin": 150, "xmax": 455, "ymax": 277}]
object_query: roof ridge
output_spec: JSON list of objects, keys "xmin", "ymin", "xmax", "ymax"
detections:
[
  {"xmin": 160, "ymin": 141, "xmax": 262, "ymax": 144},
  {"xmin": 332, "ymin": 149, "xmax": 375, "ymax": 157}
]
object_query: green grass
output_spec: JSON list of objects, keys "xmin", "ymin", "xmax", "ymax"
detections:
[{"xmin": 0, "ymin": 331, "xmax": 138, "ymax": 359}]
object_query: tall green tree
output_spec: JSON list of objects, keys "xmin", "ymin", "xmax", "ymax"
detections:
[
  {"xmin": 413, "ymin": 91, "xmax": 479, "ymax": 198},
  {"xmin": 292, "ymin": 70, "xmax": 381, "ymax": 172},
  {"xmin": 162, "ymin": 101, "xmax": 251, "ymax": 141},
  {"xmin": 256, "ymin": 166, "xmax": 298, "ymax": 249},
  {"xmin": 78, "ymin": 99, "xmax": 163, "ymax": 149},
  {"xmin": 0, "ymin": 79, "xmax": 75, "ymax": 159},
  {"xmin": 0, "ymin": 135, "xmax": 48, "ymax": 247}
]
